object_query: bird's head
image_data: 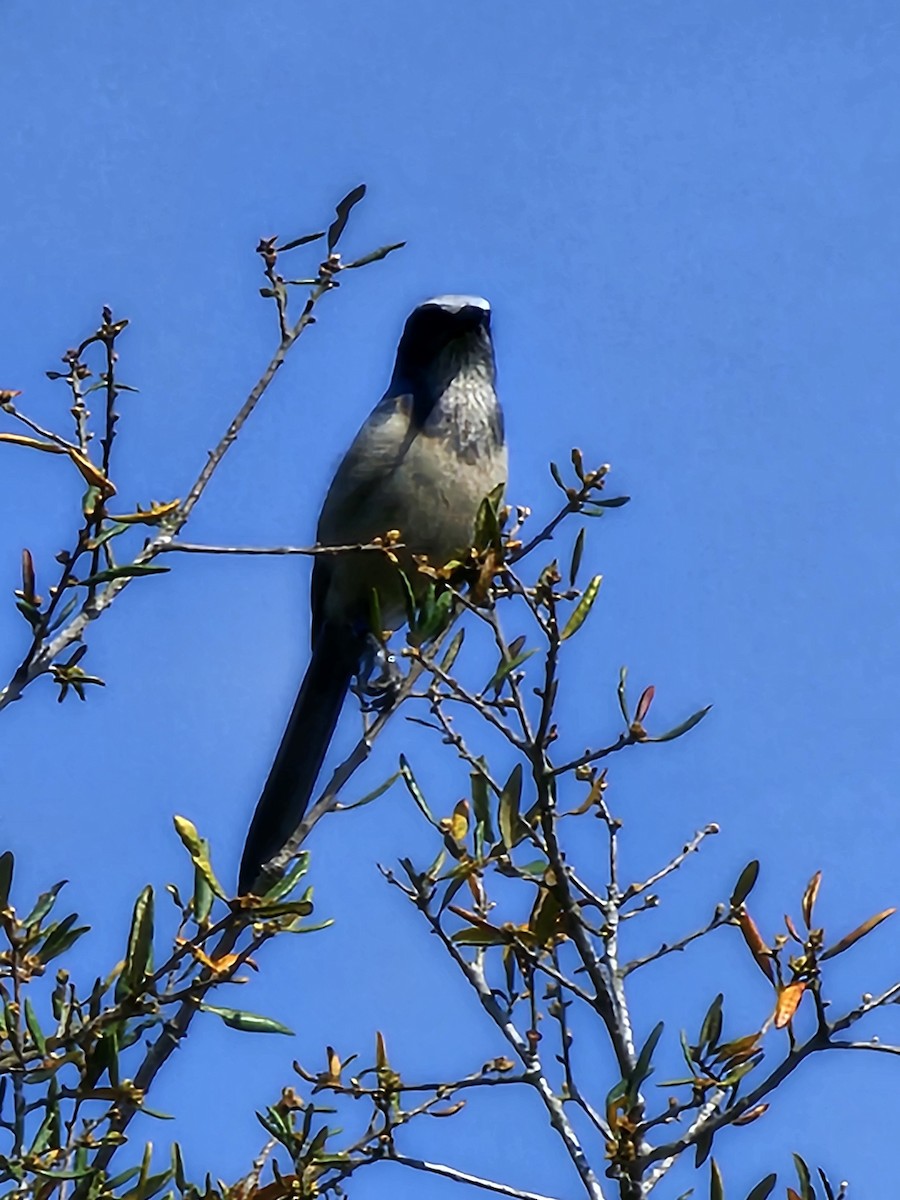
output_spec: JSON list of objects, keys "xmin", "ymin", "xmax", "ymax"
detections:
[{"xmin": 393, "ymin": 295, "xmax": 494, "ymax": 388}]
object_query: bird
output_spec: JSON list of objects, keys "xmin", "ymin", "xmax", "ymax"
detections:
[{"xmin": 239, "ymin": 294, "xmax": 507, "ymax": 894}]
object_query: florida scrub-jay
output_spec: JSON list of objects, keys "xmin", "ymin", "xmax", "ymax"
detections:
[{"xmin": 239, "ymin": 295, "xmax": 507, "ymax": 893}]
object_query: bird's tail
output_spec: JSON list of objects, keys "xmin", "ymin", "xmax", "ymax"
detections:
[{"xmin": 239, "ymin": 622, "xmax": 356, "ymax": 894}]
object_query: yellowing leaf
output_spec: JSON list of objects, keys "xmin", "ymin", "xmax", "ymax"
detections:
[
  {"xmin": 820, "ymin": 907, "xmax": 896, "ymax": 961},
  {"xmin": 0, "ymin": 432, "xmax": 67, "ymax": 454},
  {"xmin": 430, "ymin": 1100, "xmax": 466, "ymax": 1117},
  {"xmin": 738, "ymin": 909, "xmax": 775, "ymax": 983},
  {"xmin": 173, "ymin": 815, "xmax": 227, "ymax": 899},
  {"xmin": 773, "ymin": 981, "xmax": 806, "ymax": 1029},
  {"xmin": 733, "ymin": 1103, "xmax": 769, "ymax": 1127},
  {"xmin": 801, "ymin": 870, "xmax": 822, "ymax": 929},
  {"xmin": 71, "ymin": 450, "xmax": 115, "ymax": 496},
  {"xmin": 108, "ymin": 499, "xmax": 180, "ymax": 525},
  {"xmin": 375, "ymin": 1030, "xmax": 389, "ymax": 1070},
  {"xmin": 441, "ymin": 799, "xmax": 470, "ymax": 844},
  {"xmin": 0, "ymin": 434, "xmax": 116, "ymax": 497}
]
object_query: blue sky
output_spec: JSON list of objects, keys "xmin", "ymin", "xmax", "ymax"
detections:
[{"xmin": 2, "ymin": 3, "xmax": 900, "ymax": 1196}]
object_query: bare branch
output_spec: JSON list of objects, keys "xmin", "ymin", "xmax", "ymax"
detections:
[
  {"xmin": 620, "ymin": 824, "xmax": 720, "ymax": 906},
  {"xmin": 389, "ymin": 1151, "xmax": 563, "ymax": 1200}
]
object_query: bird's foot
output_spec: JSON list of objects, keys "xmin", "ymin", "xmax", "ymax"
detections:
[{"xmin": 352, "ymin": 634, "xmax": 401, "ymax": 712}]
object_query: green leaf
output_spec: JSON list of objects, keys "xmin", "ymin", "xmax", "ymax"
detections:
[
  {"xmin": 604, "ymin": 1076, "xmax": 628, "ymax": 1113},
  {"xmin": 307, "ymin": 1125, "xmax": 330, "ymax": 1157},
  {"xmin": 439, "ymin": 628, "xmax": 465, "ymax": 672},
  {"xmin": 549, "ymin": 461, "xmax": 567, "ymax": 492},
  {"xmin": 514, "ymin": 859, "xmax": 550, "ymax": 877},
  {"xmin": 568, "ymin": 527, "xmax": 585, "ymax": 587},
  {"xmin": 124, "ymin": 1168, "xmax": 173, "ymax": 1200},
  {"xmin": 262, "ymin": 851, "xmax": 311, "ymax": 902},
  {"xmin": 327, "ymin": 183, "xmax": 366, "ymax": 252},
  {"xmin": 282, "ymin": 918, "xmax": 333, "ymax": 935},
  {"xmin": 45, "ymin": 595, "xmax": 80, "ymax": 633},
  {"xmin": 426, "ymin": 848, "xmax": 446, "ymax": 880},
  {"xmin": 695, "ymin": 1128, "xmax": 713, "ymax": 1168},
  {"xmin": 486, "ymin": 645, "xmax": 537, "ymax": 692},
  {"xmin": 399, "ymin": 755, "xmax": 437, "ymax": 825},
  {"xmin": 93, "ymin": 1026, "xmax": 120, "ymax": 1086},
  {"xmin": 698, "ymin": 993, "xmax": 724, "ymax": 1051},
  {"xmin": 744, "ymin": 1176, "xmax": 777, "ymax": 1200},
  {"xmin": 85, "ymin": 521, "xmax": 131, "ymax": 550},
  {"xmin": 23, "ymin": 881, "xmax": 67, "ymax": 928},
  {"xmin": 256, "ymin": 1108, "xmax": 293, "ymax": 1146},
  {"xmin": 530, "ymin": 888, "xmax": 561, "ymax": 948},
  {"xmin": 647, "ymin": 705, "xmax": 712, "ymax": 743},
  {"xmin": 29, "ymin": 1167, "xmax": 94, "ymax": 1181},
  {"xmin": 498, "ymin": 763, "xmax": 524, "ymax": 850},
  {"xmin": 24, "ymin": 995, "xmax": 46, "ymax": 1053},
  {"xmin": 415, "ymin": 587, "xmax": 453, "ymax": 643},
  {"xmin": 39, "ymin": 914, "xmax": 90, "ymax": 963},
  {"xmin": 193, "ymin": 861, "xmax": 214, "ymax": 927},
  {"xmin": 817, "ymin": 1168, "xmax": 836, "ymax": 1200},
  {"xmin": 626, "ymin": 1021, "xmax": 664, "ymax": 1105},
  {"xmin": 77, "ymin": 563, "xmax": 170, "ymax": 588},
  {"xmin": 173, "ymin": 816, "xmax": 227, "ymax": 899},
  {"xmin": 16, "ymin": 597, "xmax": 44, "ymax": 629},
  {"xmin": 81, "ymin": 485, "xmax": 102, "ymax": 517},
  {"xmin": 710, "ymin": 1159, "xmax": 725, "ymax": 1200},
  {"xmin": 792, "ymin": 1154, "xmax": 813, "ymax": 1200},
  {"xmin": 106, "ymin": 1168, "xmax": 141, "ymax": 1190},
  {"xmin": 587, "ymin": 495, "xmax": 630, "ymax": 508},
  {"xmin": 617, "ymin": 666, "xmax": 630, "ymax": 723},
  {"xmin": 200, "ymin": 1004, "xmax": 293, "ymax": 1035},
  {"xmin": 28, "ymin": 1089, "xmax": 59, "ymax": 1155},
  {"xmin": 720, "ymin": 1056, "xmax": 760, "ymax": 1088},
  {"xmin": 730, "ymin": 862, "xmax": 759, "ymax": 909},
  {"xmin": 0, "ymin": 851, "xmax": 13, "ymax": 909},
  {"xmin": 117, "ymin": 885, "xmax": 154, "ymax": 1000},
  {"xmin": 339, "ymin": 771, "xmax": 400, "ymax": 812},
  {"xmin": 471, "ymin": 766, "xmax": 495, "ymax": 845},
  {"xmin": 343, "ymin": 241, "xmax": 407, "ymax": 269},
  {"xmin": 560, "ymin": 574, "xmax": 602, "ymax": 640},
  {"xmin": 278, "ymin": 230, "xmax": 325, "ymax": 251},
  {"xmin": 171, "ymin": 1143, "xmax": 186, "ymax": 1191},
  {"xmin": 473, "ymin": 491, "xmax": 502, "ymax": 553},
  {"xmin": 438, "ymin": 872, "xmax": 469, "ymax": 913},
  {"xmin": 451, "ymin": 927, "xmax": 510, "ymax": 947}
]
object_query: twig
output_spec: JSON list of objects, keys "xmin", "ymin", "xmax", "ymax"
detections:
[
  {"xmin": 549, "ymin": 733, "xmax": 636, "ymax": 778},
  {"xmin": 411, "ymin": 646, "xmax": 525, "ymax": 752},
  {"xmin": 640, "ymin": 987, "xmax": 900, "ymax": 1175},
  {"xmin": 0, "ymin": 270, "xmax": 334, "ymax": 712},
  {"xmin": 622, "ymin": 908, "xmax": 728, "ymax": 975},
  {"xmin": 253, "ymin": 621, "xmax": 454, "ymax": 887},
  {"xmin": 406, "ymin": 884, "xmax": 608, "ymax": 1200},
  {"xmin": 510, "ymin": 469, "xmax": 611, "ymax": 563},
  {"xmin": 828, "ymin": 1039, "xmax": 900, "ymax": 1056},
  {"xmin": 2, "ymin": 403, "xmax": 83, "ymax": 454},
  {"xmin": 388, "ymin": 1151, "xmax": 562, "ymax": 1200},
  {"xmin": 642, "ymin": 1090, "xmax": 726, "ymax": 1192},
  {"xmin": 620, "ymin": 824, "xmax": 719, "ymax": 906}
]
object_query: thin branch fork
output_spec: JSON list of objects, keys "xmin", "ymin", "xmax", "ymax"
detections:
[
  {"xmin": 405, "ymin": 884, "xmax": 609, "ymax": 1200},
  {"xmin": 619, "ymin": 824, "xmax": 720, "ymax": 906},
  {"xmin": 0, "ymin": 269, "xmax": 334, "ymax": 713}
]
